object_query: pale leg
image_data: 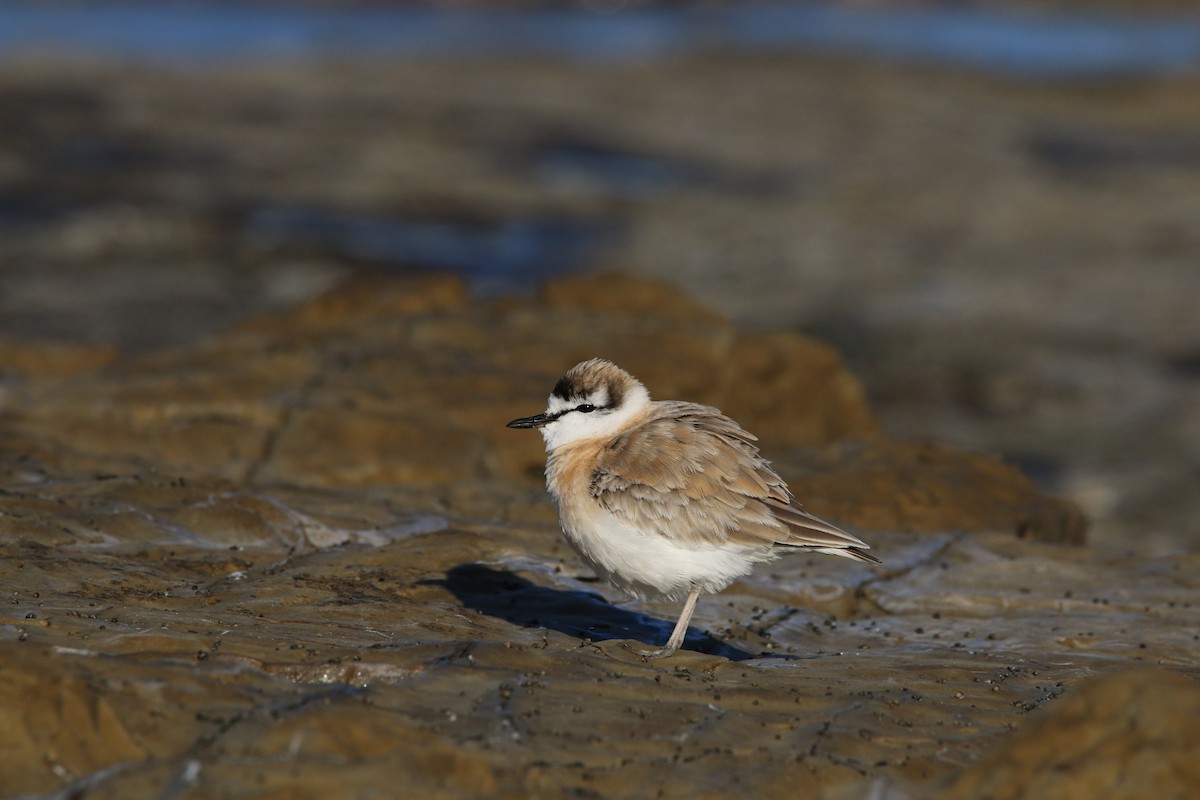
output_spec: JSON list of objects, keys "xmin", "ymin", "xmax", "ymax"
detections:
[{"xmin": 628, "ymin": 588, "xmax": 701, "ymax": 659}]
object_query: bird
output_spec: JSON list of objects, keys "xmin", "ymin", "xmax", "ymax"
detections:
[{"xmin": 506, "ymin": 358, "xmax": 880, "ymax": 659}]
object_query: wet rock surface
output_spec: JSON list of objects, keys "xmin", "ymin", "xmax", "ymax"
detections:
[
  {"xmin": 1, "ymin": 275, "xmax": 1196, "ymax": 799},
  {"xmin": 939, "ymin": 668, "xmax": 1200, "ymax": 800}
]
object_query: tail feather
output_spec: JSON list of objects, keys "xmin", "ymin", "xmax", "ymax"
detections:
[
  {"xmin": 815, "ymin": 546, "xmax": 883, "ymax": 565},
  {"xmin": 769, "ymin": 501, "xmax": 882, "ymax": 565}
]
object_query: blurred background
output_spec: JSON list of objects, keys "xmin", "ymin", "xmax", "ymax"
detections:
[{"xmin": 1, "ymin": 0, "xmax": 1198, "ymax": 553}]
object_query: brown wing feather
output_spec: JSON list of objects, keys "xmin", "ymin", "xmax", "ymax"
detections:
[{"xmin": 590, "ymin": 402, "xmax": 878, "ymax": 562}]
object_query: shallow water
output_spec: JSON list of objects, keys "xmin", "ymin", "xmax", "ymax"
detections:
[{"xmin": 4, "ymin": 3, "xmax": 1200, "ymax": 77}]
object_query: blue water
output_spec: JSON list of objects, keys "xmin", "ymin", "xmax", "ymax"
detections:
[
  {"xmin": 246, "ymin": 207, "xmax": 618, "ymax": 294},
  {"xmin": 1, "ymin": 3, "xmax": 1200, "ymax": 78}
]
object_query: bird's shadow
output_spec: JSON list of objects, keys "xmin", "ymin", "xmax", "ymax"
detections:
[{"xmin": 432, "ymin": 563, "xmax": 760, "ymax": 662}]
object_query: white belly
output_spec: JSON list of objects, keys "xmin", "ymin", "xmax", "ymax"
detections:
[{"xmin": 558, "ymin": 503, "xmax": 772, "ymax": 601}]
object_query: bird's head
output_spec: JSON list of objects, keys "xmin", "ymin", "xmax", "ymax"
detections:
[{"xmin": 507, "ymin": 358, "xmax": 651, "ymax": 449}]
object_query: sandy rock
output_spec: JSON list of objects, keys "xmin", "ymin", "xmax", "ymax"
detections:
[
  {"xmin": 261, "ymin": 406, "xmax": 489, "ymax": 487},
  {"xmin": 0, "ymin": 650, "xmax": 147, "ymax": 795},
  {"xmin": 1, "ymin": 273, "xmax": 885, "ymax": 493},
  {"xmin": 0, "ymin": 274, "xmax": 1152, "ymax": 800},
  {"xmin": 233, "ymin": 272, "xmax": 469, "ymax": 335},
  {"xmin": 540, "ymin": 270, "xmax": 728, "ymax": 323},
  {"xmin": 722, "ymin": 331, "xmax": 881, "ymax": 449},
  {"xmin": 0, "ymin": 514, "xmax": 1192, "ymax": 800},
  {"xmin": 0, "ymin": 336, "xmax": 118, "ymax": 378},
  {"xmin": 938, "ymin": 668, "xmax": 1200, "ymax": 800},
  {"xmin": 0, "ymin": 274, "xmax": 1083, "ymax": 549},
  {"xmin": 780, "ymin": 441, "xmax": 1088, "ymax": 544},
  {"xmin": 1, "ymin": 53, "xmax": 1196, "ymax": 557}
]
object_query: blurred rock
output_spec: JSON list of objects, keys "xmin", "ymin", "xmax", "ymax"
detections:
[
  {"xmin": 233, "ymin": 271, "xmax": 469, "ymax": 335},
  {"xmin": 0, "ymin": 336, "xmax": 118, "ymax": 378},
  {"xmin": 3, "ymin": 272, "xmax": 883, "ymax": 488},
  {"xmin": 1, "ymin": 52, "xmax": 1195, "ymax": 554},
  {"xmin": 780, "ymin": 441, "xmax": 1088, "ymax": 544},
  {"xmin": 1, "ymin": 271, "xmax": 1091, "ymax": 543}
]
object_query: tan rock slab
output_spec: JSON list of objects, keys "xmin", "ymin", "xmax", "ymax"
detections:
[
  {"xmin": 0, "ymin": 273, "xmax": 1142, "ymax": 799},
  {"xmin": 938, "ymin": 668, "xmax": 1200, "ymax": 800}
]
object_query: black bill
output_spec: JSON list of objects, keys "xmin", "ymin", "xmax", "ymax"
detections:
[{"xmin": 506, "ymin": 413, "xmax": 551, "ymax": 429}]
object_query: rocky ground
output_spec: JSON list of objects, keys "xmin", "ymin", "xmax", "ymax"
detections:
[
  {"xmin": 0, "ymin": 273, "xmax": 1196, "ymax": 799},
  {"xmin": 1, "ymin": 33, "xmax": 1199, "ymax": 799}
]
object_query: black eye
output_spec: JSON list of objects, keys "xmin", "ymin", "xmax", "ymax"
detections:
[{"xmin": 575, "ymin": 403, "xmax": 597, "ymax": 414}]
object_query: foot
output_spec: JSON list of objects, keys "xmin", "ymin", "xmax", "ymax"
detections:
[
  {"xmin": 622, "ymin": 641, "xmax": 681, "ymax": 660},
  {"xmin": 617, "ymin": 588, "xmax": 701, "ymax": 660}
]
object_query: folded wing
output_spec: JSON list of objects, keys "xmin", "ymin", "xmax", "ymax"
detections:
[{"xmin": 590, "ymin": 402, "xmax": 880, "ymax": 564}]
